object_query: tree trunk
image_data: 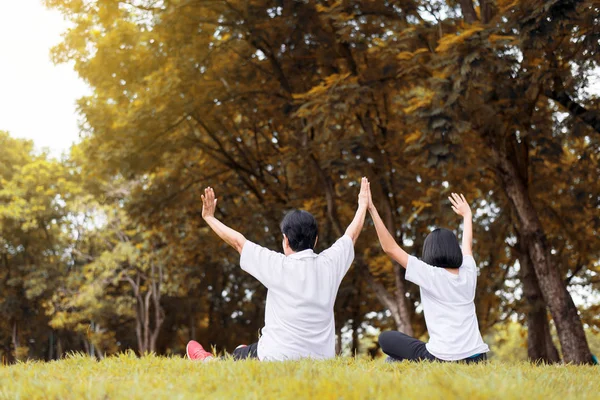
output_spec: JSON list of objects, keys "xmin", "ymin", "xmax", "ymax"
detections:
[
  {"xmin": 95, "ymin": 323, "xmax": 105, "ymax": 360},
  {"xmin": 149, "ymin": 263, "xmax": 165, "ymax": 353},
  {"xmin": 11, "ymin": 319, "xmax": 19, "ymax": 355},
  {"xmin": 135, "ymin": 291, "xmax": 145, "ymax": 354},
  {"xmin": 48, "ymin": 330, "xmax": 54, "ymax": 361},
  {"xmin": 189, "ymin": 299, "xmax": 197, "ymax": 340},
  {"xmin": 480, "ymin": 0, "xmax": 494, "ymax": 24},
  {"xmin": 89, "ymin": 321, "xmax": 96, "ymax": 358},
  {"xmin": 351, "ymin": 318, "xmax": 359, "ymax": 356},
  {"xmin": 82, "ymin": 335, "xmax": 90, "ymax": 355},
  {"xmin": 350, "ymin": 270, "xmax": 361, "ymax": 356},
  {"xmin": 335, "ymin": 325, "xmax": 342, "ymax": 355},
  {"xmin": 57, "ymin": 335, "xmax": 63, "ymax": 359},
  {"xmin": 458, "ymin": 0, "xmax": 479, "ymax": 23},
  {"xmin": 380, "ymin": 192, "xmax": 414, "ymax": 337},
  {"xmin": 125, "ymin": 270, "xmax": 163, "ymax": 355},
  {"xmin": 132, "ymin": 274, "xmax": 146, "ymax": 354},
  {"xmin": 144, "ymin": 289, "xmax": 152, "ymax": 353},
  {"xmin": 491, "ymin": 136, "xmax": 592, "ymax": 364},
  {"xmin": 517, "ymin": 236, "xmax": 560, "ymax": 363},
  {"xmin": 361, "ymin": 264, "xmax": 413, "ymax": 335}
]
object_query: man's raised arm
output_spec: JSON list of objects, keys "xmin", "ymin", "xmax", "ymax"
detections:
[
  {"xmin": 201, "ymin": 187, "xmax": 246, "ymax": 254},
  {"xmin": 344, "ymin": 177, "xmax": 370, "ymax": 244}
]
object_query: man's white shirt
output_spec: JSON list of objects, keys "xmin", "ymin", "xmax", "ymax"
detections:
[{"xmin": 240, "ymin": 235, "xmax": 354, "ymax": 361}]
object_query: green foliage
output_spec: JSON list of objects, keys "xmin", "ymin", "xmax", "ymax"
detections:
[
  {"xmin": 485, "ymin": 323, "xmax": 600, "ymax": 363},
  {"xmin": 485, "ymin": 323, "xmax": 529, "ymax": 363},
  {"xmin": 0, "ymin": 132, "xmax": 78, "ymax": 361}
]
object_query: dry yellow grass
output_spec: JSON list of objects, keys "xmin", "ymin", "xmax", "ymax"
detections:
[{"xmin": 0, "ymin": 352, "xmax": 597, "ymax": 399}]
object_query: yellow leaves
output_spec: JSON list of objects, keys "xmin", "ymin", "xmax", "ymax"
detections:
[
  {"xmin": 396, "ymin": 48, "xmax": 429, "ymax": 61},
  {"xmin": 91, "ymin": 28, "xmax": 103, "ymax": 39},
  {"xmin": 324, "ymin": 73, "xmax": 354, "ymax": 88},
  {"xmin": 488, "ymin": 34, "xmax": 516, "ymax": 44},
  {"xmin": 365, "ymin": 253, "xmax": 394, "ymax": 276},
  {"xmin": 293, "ymin": 73, "xmax": 354, "ymax": 101},
  {"xmin": 412, "ymin": 200, "xmax": 432, "ymax": 208},
  {"xmin": 432, "ymin": 69, "xmax": 450, "ymax": 79},
  {"xmin": 404, "ymin": 130, "xmax": 422, "ymax": 144},
  {"xmin": 315, "ymin": 1, "xmax": 342, "ymax": 13},
  {"xmin": 403, "ymin": 89, "xmax": 435, "ymax": 114},
  {"xmin": 560, "ymin": 145, "xmax": 579, "ymax": 166},
  {"xmin": 407, "ymin": 200, "xmax": 431, "ymax": 225},
  {"xmin": 435, "ymin": 26, "xmax": 485, "ymax": 53},
  {"xmin": 425, "ymin": 187, "xmax": 438, "ymax": 199},
  {"xmin": 301, "ymin": 198, "xmax": 324, "ymax": 214},
  {"xmin": 396, "ymin": 51, "xmax": 413, "ymax": 60},
  {"xmin": 497, "ymin": 0, "xmax": 520, "ymax": 12},
  {"xmin": 218, "ymin": 33, "xmax": 231, "ymax": 42},
  {"xmin": 371, "ymin": 37, "xmax": 388, "ymax": 49}
]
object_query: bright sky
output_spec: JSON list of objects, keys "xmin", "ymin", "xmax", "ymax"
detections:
[{"xmin": 0, "ymin": 0, "xmax": 89, "ymax": 156}]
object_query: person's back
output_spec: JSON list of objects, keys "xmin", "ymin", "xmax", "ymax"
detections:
[
  {"xmin": 405, "ymin": 252, "xmax": 488, "ymax": 360},
  {"xmin": 186, "ymin": 179, "xmax": 370, "ymax": 362},
  {"xmin": 370, "ymin": 192, "xmax": 489, "ymax": 363},
  {"xmin": 241, "ymin": 235, "xmax": 354, "ymax": 360}
]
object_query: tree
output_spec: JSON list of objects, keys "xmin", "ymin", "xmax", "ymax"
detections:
[
  {"xmin": 0, "ymin": 132, "xmax": 77, "ymax": 361},
  {"xmin": 400, "ymin": 0, "xmax": 598, "ymax": 363},
  {"xmin": 44, "ymin": 0, "xmax": 598, "ymax": 363}
]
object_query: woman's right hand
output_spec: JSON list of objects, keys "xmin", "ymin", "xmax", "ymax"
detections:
[
  {"xmin": 448, "ymin": 193, "xmax": 471, "ymax": 218},
  {"xmin": 366, "ymin": 179, "xmax": 375, "ymax": 212}
]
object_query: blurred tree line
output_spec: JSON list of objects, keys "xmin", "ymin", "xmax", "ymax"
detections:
[{"xmin": 1, "ymin": 0, "xmax": 598, "ymax": 363}]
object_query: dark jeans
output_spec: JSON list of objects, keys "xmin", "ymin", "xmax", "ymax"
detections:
[
  {"xmin": 231, "ymin": 342, "xmax": 259, "ymax": 360},
  {"xmin": 379, "ymin": 331, "xmax": 487, "ymax": 364}
]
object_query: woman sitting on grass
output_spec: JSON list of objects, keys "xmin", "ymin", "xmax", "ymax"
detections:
[{"xmin": 368, "ymin": 190, "xmax": 489, "ymax": 363}]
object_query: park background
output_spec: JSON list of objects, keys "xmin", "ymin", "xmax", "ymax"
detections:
[{"xmin": 0, "ymin": 0, "xmax": 599, "ymax": 367}]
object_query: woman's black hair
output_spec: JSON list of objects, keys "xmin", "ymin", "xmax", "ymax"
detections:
[
  {"xmin": 421, "ymin": 228, "xmax": 463, "ymax": 268},
  {"xmin": 280, "ymin": 210, "xmax": 318, "ymax": 252}
]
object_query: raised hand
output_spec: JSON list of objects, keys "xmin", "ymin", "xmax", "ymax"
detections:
[
  {"xmin": 199, "ymin": 186, "xmax": 247, "ymax": 253},
  {"xmin": 358, "ymin": 177, "xmax": 370, "ymax": 209},
  {"xmin": 345, "ymin": 177, "xmax": 370, "ymax": 244},
  {"xmin": 366, "ymin": 178, "xmax": 374, "ymax": 211},
  {"xmin": 201, "ymin": 187, "xmax": 218, "ymax": 220},
  {"xmin": 448, "ymin": 193, "xmax": 471, "ymax": 218}
]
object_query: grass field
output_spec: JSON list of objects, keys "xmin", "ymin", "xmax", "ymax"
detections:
[{"xmin": 0, "ymin": 353, "xmax": 597, "ymax": 400}]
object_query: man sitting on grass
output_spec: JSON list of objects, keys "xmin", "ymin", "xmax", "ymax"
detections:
[{"xmin": 187, "ymin": 178, "xmax": 370, "ymax": 361}]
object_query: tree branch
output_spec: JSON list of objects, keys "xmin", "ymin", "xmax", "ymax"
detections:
[{"xmin": 545, "ymin": 89, "xmax": 600, "ymax": 135}]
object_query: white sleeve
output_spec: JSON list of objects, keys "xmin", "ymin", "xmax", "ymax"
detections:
[
  {"xmin": 462, "ymin": 255, "xmax": 477, "ymax": 271},
  {"xmin": 461, "ymin": 255, "xmax": 478, "ymax": 295},
  {"xmin": 240, "ymin": 241, "xmax": 286, "ymax": 289},
  {"xmin": 319, "ymin": 235, "xmax": 355, "ymax": 279},
  {"xmin": 405, "ymin": 255, "xmax": 438, "ymax": 292}
]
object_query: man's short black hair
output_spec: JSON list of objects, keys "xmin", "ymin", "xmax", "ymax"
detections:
[
  {"xmin": 280, "ymin": 210, "xmax": 318, "ymax": 252},
  {"xmin": 421, "ymin": 228, "xmax": 463, "ymax": 268}
]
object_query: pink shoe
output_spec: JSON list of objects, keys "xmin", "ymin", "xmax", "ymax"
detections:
[{"xmin": 186, "ymin": 340, "xmax": 214, "ymax": 361}]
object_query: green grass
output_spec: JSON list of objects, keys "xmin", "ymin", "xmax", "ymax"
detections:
[{"xmin": 0, "ymin": 353, "xmax": 597, "ymax": 400}]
